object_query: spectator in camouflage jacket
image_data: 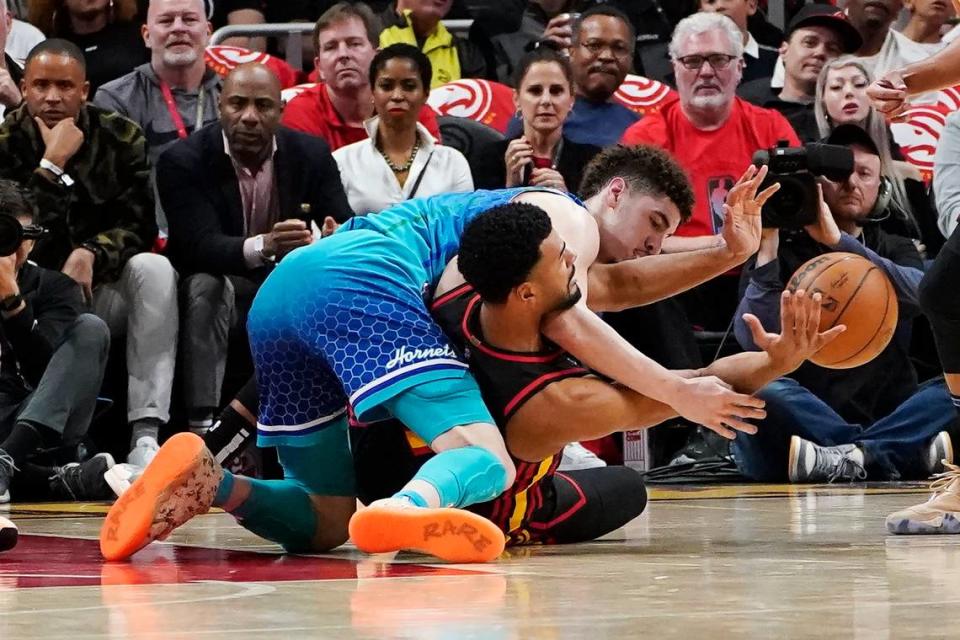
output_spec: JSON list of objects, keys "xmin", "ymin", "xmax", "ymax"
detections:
[{"xmin": 0, "ymin": 39, "xmax": 178, "ymax": 467}]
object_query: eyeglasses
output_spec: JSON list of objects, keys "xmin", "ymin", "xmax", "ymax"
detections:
[
  {"xmin": 579, "ymin": 39, "xmax": 632, "ymax": 59},
  {"xmin": 674, "ymin": 53, "xmax": 739, "ymax": 71}
]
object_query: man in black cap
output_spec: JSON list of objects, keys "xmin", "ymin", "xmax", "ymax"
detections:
[
  {"xmin": 739, "ymin": 3, "xmax": 863, "ymax": 141},
  {"xmin": 730, "ymin": 123, "xmax": 955, "ymax": 484}
]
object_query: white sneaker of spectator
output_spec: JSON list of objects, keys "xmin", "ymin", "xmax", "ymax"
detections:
[
  {"xmin": 558, "ymin": 442, "xmax": 607, "ymax": 471},
  {"xmin": 104, "ymin": 463, "xmax": 143, "ymax": 498},
  {"xmin": 127, "ymin": 436, "xmax": 160, "ymax": 469}
]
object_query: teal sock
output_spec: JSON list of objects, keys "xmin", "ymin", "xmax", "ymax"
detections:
[
  {"xmin": 396, "ymin": 446, "xmax": 508, "ymax": 508},
  {"xmin": 213, "ymin": 470, "xmax": 235, "ymax": 507},
  {"xmin": 216, "ymin": 474, "xmax": 318, "ymax": 552}
]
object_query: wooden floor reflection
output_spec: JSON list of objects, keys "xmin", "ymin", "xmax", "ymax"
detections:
[{"xmin": 2, "ymin": 483, "xmax": 958, "ymax": 639}]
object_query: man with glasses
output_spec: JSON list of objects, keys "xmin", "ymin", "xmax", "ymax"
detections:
[
  {"xmin": 621, "ymin": 12, "xmax": 799, "ymax": 337},
  {"xmin": 505, "ymin": 5, "xmax": 640, "ymax": 147},
  {"xmin": 623, "ymin": 12, "xmax": 798, "ymax": 243}
]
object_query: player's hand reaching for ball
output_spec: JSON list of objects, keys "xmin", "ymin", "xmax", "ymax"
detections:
[
  {"xmin": 674, "ymin": 376, "xmax": 767, "ymax": 440},
  {"xmin": 721, "ymin": 164, "xmax": 780, "ymax": 264},
  {"xmin": 742, "ymin": 288, "xmax": 846, "ymax": 374}
]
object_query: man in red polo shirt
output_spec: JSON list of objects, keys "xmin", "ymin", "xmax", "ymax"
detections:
[
  {"xmin": 622, "ymin": 12, "xmax": 799, "ymax": 240},
  {"xmin": 282, "ymin": 2, "xmax": 440, "ymax": 151}
]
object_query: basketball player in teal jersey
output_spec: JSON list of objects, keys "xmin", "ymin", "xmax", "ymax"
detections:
[{"xmin": 100, "ymin": 145, "xmax": 779, "ymax": 563}]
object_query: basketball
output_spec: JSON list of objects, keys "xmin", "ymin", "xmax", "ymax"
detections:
[{"xmin": 787, "ymin": 252, "xmax": 898, "ymax": 369}]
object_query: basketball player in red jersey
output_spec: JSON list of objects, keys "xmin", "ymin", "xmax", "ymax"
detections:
[{"xmin": 352, "ymin": 201, "xmax": 843, "ymax": 546}]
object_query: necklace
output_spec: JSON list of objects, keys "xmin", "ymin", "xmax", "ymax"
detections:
[{"xmin": 378, "ymin": 137, "xmax": 420, "ymax": 173}]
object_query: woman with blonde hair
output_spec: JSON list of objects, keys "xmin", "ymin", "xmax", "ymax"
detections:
[
  {"xmin": 28, "ymin": 0, "xmax": 146, "ymax": 92},
  {"xmin": 814, "ymin": 55, "xmax": 931, "ymax": 243}
]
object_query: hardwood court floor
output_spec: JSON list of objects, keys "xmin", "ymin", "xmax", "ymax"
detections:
[{"xmin": 1, "ymin": 483, "xmax": 959, "ymax": 639}]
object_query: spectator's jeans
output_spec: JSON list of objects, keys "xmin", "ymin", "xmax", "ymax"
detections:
[
  {"xmin": 92, "ymin": 253, "xmax": 178, "ymax": 423},
  {"xmin": 731, "ymin": 377, "xmax": 956, "ymax": 481},
  {"xmin": 0, "ymin": 314, "xmax": 110, "ymax": 444},
  {"xmin": 180, "ymin": 273, "xmax": 258, "ymax": 413}
]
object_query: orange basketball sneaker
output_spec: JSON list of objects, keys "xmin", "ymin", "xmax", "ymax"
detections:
[
  {"xmin": 100, "ymin": 433, "xmax": 222, "ymax": 561},
  {"xmin": 349, "ymin": 497, "xmax": 506, "ymax": 563}
]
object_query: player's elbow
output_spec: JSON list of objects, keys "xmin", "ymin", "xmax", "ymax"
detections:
[{"xmin": 585, "ymin": 270, "xmax": 616, "ymax": 313}]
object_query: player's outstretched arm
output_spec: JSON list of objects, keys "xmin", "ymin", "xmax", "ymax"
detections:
[
  {"xmin": 511, "ymin": 189, "xmax": 766, "ymax": 437},
  {"xmin": 510, "ymin": 290, "xmax": 845, "ymax": 457},
  {"xmin": 701, "ymin": 289, "xmax": 845, "ymax": 395},
  {"xmin": 506, "ymin": 376, "xmax": 675, "ymax": 462},
  {"xmin": 542, "ymin": 302, "xmax": 766, "ymax": 437},
  {"xmin": 587, "ymin": 166, "xmax": 779, "ymax": 312},
  {"xmin": 868, "ymin": 37, "xmax": 960, "ymax": 117}
]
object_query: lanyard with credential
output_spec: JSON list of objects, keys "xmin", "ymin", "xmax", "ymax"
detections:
[{"xmin": 159, "ymin": 80, "xmax": 205, "ymax": 139}]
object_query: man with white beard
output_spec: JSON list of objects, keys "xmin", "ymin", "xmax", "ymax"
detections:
[
  {"xmin": 620, "ymin": 12, "xmax": 799, "ymax": 338},
  {"xmin": 94, "ymin": 0, "xmax": 219, "ymax": 171},
  {"xmin": 622, "ymin": 12, "xmax": 799, "ymax": 243}
]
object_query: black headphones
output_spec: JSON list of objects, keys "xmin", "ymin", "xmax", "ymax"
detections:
[{"xmin": 866, "ymin": 175, "xmax": 894, "ymax": 222}]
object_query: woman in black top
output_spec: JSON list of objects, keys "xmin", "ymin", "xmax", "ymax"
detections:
[{"xmin": 471, "ymin": 44, "xmax": 601, "ymax": 196}]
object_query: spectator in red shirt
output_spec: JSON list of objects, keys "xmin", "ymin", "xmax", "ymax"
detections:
[
  {"xmin": 622, "ymin": 12, "xmax": 799, "ymax": 241},
  {"xmin": 621, "ymin": 11, "xmax": 799, "ymax": 332},
  {"xmin": 281, "ymin": 2, "xmax": 440, "ymax": 152}
]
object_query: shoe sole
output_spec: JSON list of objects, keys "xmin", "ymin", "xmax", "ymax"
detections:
[
  {"xmin": 886, "ymin": 512, "xmax": 960, "ymax": 535},
  {"xmin": 100, "ymin": 433, "xmax": 221, "ymax": 561},
  {"xmin": 557, "ymin": 460, "xmax": 608, "ymax": 472},
  {"xmin": 0, "ymin": 515, "xmax": 16, "ymax": 552},
  {"xmin": 788, "ymin": 435, "xmax": 802, "ymax": 483},
  {"xmin": 349, "ymin": 505, "xmax": 506, "ymax": 563}
]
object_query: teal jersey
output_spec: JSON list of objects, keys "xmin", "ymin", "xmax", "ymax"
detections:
[{"xmin": 337, "ymin": 188, "xmax": 535, "ymax": 288}]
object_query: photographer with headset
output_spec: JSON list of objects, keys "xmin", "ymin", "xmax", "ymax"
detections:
[
  {"xmin": 0, "ymin": 179, "xmax": 115, "ymax": 508},
  {"xmin": 730, "ymin": 124, "xmax": 956, "ymax": 484}
]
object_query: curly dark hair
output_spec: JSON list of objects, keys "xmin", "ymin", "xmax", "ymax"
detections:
[
  {"xmin": 458, "ymin": 203, "xmax": 553, "ymax": 304},
  {"xmin": 579, "ymin": 144, "xmax": 695, "ymax": 222}
]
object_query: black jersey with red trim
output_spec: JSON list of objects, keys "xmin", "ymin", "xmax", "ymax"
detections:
[{"xmin": 428, "ymin": 283, "xmax": 591, "ymax": 543}]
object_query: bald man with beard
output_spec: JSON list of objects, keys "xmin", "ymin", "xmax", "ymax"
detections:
[{"xmin": 156, "ymin": 63, "xmax": 352, "ymax": 439}]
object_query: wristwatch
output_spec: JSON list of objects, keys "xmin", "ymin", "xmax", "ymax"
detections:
[
  {"xmin": 39, "ymin": 158, "xmax": 75, "ymax": 187},
  {"xmin": 253, "ymin": 234, "xmax": 275, "ymax": 263}
]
